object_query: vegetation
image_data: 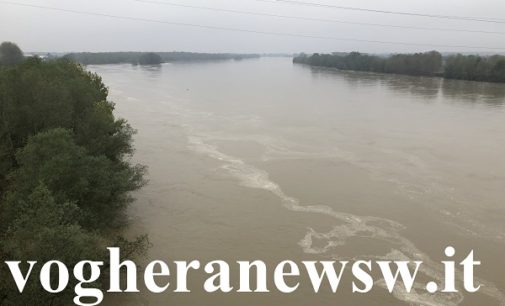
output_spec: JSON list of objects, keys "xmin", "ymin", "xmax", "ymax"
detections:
[
  {"xmin": 0, "ymin": 43, "xmax": 149, "ymax": 305},
  {"xmin": 294, "ymin": 51, "xmax": 505, "ymax": 82},
  {"xmin": 0, "ymin": 42, "xmax": 24, "ymax": 66},
  {"xmin": 138, "ymin": 52, "xmax": 162, "ymax": 65},
  {"xmin": 444, "ymin": 54, "xmax": 505, "ymax": 82},
  {"xmin": 293, "ymin": 51, "xmax": 443, "ymax": 76},
  {"xmin": 64, "ymin": 52, "xmax": 260, "ymax": 65}
]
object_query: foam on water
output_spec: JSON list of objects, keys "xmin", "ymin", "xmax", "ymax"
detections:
[
  {"xmin": 149, "ymin": 99, "xmax": 505, "ymax": 306},
  {"xmin": 95, "ymin": 63, "xmax": 505, "ymax": 306},
  {"xmin": 186, "ymin": 133, "xmax": 505, "ymax": 306},
  {"xmin": 258, "ymin": 125, "xmax": 505, "ymax": 243}
]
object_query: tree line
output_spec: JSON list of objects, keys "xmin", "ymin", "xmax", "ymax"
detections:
[
  {"xmin": 0, "ymin": 42, "xmax": 149, "ymax": 305},
  {"xmin": 294, "ymin": 51, "xmax": 505, "ymax": 82},
  {"xmin": 64, "ymin": 52, "xmax": 260, "ymax": 65},
  {"xmin": 443, "ymin": 54, "xmax": 505, "ymax": 82},
  {"xmin": 294, "ymin": 51, "xmax": 443, "ymax": 76}
]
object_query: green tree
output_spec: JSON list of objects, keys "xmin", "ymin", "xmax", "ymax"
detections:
[
  {"xmin": 293, "ymin": 51, "xmax": 442, "ymax": 76},
  {"xmin": 0, "ymin": 42, "xmax": 24, "ymax": 66},
  {"xmin": 5, "ymin": 129, "xmax": 145, "ymax": 229},
  {"xmin": 0, "ymin": 57, "xmax": 134, "ymax": 181},
  {"xmin": 64, "ymin": 52, "xmax": 259, "ymax": 65},
  {"xmin": 490, "ymin": 59, "xmax": 505, "ymax": 82},
  {"xmin": 0, "ymin": 45, "xmax": 149, "ymax": 305},
  {"xmin": 443, "ymin": 54, "xmax": 505, "ymax": 82},
  {"xmin": 0, "ymin": 183, "xmax": 105, "ymax": 306},
  {"xmin": 138, "ymin": 52, "xmax": 162, "ymax": 65},
  {"xmin": 0, "ymin": 183, "xmax": 149, "ymax": 306}
]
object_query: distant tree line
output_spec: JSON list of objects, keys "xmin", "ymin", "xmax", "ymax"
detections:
[
  {"xmin": 294, "ymin": 51, "xmax": 443, "ymax": 76},
  {"xmin": 0, "ymin": 43, "xmax": 149, "ymax": 305},
  {"xmin": 443, "ymin": 54, "xmax": 505, "ymax": 82},
  {"xmin": 294, "ymin": 51, "xmax": 505, "ymax": 82},
  {"xmin": 64, "ymin": 52, "xmax": 260, "ymax": 65}
]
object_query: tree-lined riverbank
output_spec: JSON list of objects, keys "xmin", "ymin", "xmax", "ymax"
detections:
[
  {"xmin": 294, "ymin": 51, "xmax": 505, "ymax": 82},
  {"xmin": 64, "ymin": 52, "xmax": 260, "ymax": 65}
]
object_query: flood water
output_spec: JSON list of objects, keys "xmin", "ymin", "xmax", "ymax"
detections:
[{"xmin": 91, "ymin": 58, "xmax": 505, "ymax": 306}]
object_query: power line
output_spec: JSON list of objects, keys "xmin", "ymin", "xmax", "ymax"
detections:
[
  {"xmin": 134, "ymin": 0, "xmax": 505, "ymax": 36},
  {"xmin": 2, "ymin": 1, "xmax": 505, "ymax": 51},
  {"xmin": 256, "ymin": 0, "xmax": 505, "ymax": 24}
]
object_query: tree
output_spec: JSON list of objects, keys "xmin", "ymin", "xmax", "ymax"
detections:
[
  {"xmin": 64, "ymin": 52, "xmax": 259, "ymax": 65},
  {"xmin": 0, "ymin": 183, "xmax": 105, "ymax": 306},
  {"xmin": 0, "ymin": 47, "xmax": 149, "ymax": 305},
  {"xmin": 293, "ymin": 51, "xmax": 442, "ymax": 76},
  {"xmin": 5, "ymin": 128, "xmax": 145, "ymax": 229},
  {"xmin": 490, "ymin": 59, "xmax": 505, "ymax": 82},
  {"xmin": 0, "ymin": 183, "xmax": 149, "ymax": 306},
  {"xmin": 443, "ymin": 54, "xmax": 505, "ymax": 82},
  {"xmin": 0, "ymin": 57, "xmax": 134, "ymax": 180},
  {"xmin": 138, "ymin": 52, "xmax": 162, "ymax": 65},
  {"xmin": 0, "ymin": 42, "xmax": 24, "ymax": 66}
]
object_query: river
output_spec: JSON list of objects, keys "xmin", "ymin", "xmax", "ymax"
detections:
[{"xmin": 91, "ymin": 57, "xmax": 505, "ymax": 306}]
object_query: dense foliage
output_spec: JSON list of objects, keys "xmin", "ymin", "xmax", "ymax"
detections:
[
  {"xmin": 0, "ymin": 43, "xmax": 149, "ymax": 305},
  {"xmin": 64, "ymin": 52, "xmax": 260, "ymax": 65},
  {"xmin": 293, "ymin": 51, "xmax": 443, "ymax": 76},
  {"xmin": 443, "ymin": 54, "xmax": 505, "ymax": 82},
  {"xmin": 0, "ymin": 42, "xmax": 24, "ymax": 66}
]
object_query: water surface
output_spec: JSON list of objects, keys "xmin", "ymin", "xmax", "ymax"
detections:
[{"xmin": 92, "ymin": 58, "xmax": 505, "ymax": 306}]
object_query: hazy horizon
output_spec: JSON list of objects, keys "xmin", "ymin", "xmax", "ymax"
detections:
[{"xmin": 2, "ymin": 0, "xmax": 505, "ymax": 54}]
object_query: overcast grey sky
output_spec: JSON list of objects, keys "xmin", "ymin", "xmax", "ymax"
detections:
[{"xmin": 1, "ymin": 0, "xmax": 505, "ymax": 53}]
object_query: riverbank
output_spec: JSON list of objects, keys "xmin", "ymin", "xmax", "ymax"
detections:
[
  {"xmin": 294, "ymin": 52, "xmax": 505, "ymax": 83},
  {"xmin": 64, "ymin": 52, "xmax": 261, "ymax": 65}
]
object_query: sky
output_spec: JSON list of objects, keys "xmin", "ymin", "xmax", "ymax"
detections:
[{"xmin": 1, "ymin": 0, "xmax": 505, "ymax": 54}]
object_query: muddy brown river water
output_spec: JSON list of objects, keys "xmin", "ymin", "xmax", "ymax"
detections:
[{"xmin": 91, "ymin": 57, "xmax": 505, "ymax": 306}]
